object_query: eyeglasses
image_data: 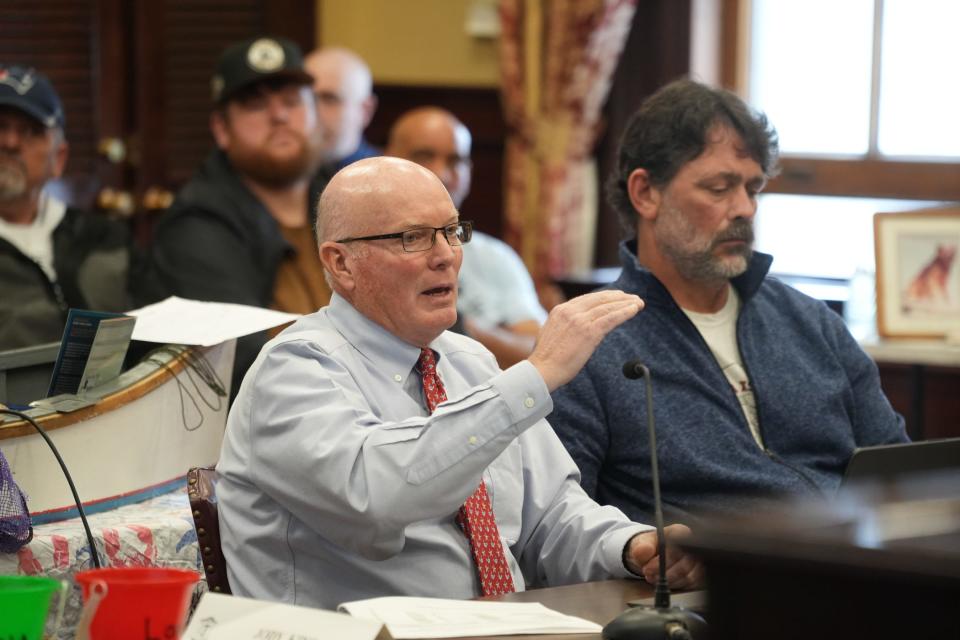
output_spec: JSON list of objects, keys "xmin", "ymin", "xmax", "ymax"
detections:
[{"xmin": 336, "ymin": 221, "xmax": 473, "ymax": 253}]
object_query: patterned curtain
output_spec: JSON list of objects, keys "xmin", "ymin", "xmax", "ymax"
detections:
[{"xmin": 500, "ymin": 0, "xmax": 636, "ymax": 282}]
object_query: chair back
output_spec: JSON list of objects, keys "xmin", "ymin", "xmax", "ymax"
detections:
[{"xmin": 186, "ymin": 466, "xmax": 231, "ymax": 594}]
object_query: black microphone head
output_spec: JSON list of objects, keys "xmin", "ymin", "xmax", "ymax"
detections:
[
  {"xmin": 602, "ymin": 605, "xmax": 707, "ymax": 640},
  {"xmin": 622, "ymin": 360, "xmax": 647, "ymax": 380}
]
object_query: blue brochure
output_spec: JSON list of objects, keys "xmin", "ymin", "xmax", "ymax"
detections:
[{"xmin": 47, "ymin": 309, "xmax": 136, "ymax": 397}]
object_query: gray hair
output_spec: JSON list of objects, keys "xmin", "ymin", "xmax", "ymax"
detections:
[{"xmin": 608, "ymin": 78, "xmax": 780, "ymax": 235}]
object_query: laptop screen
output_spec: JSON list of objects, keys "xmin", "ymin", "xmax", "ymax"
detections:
[{"xmin": 842, "ymin": 437, "xmax": 960, "ymax": 485}]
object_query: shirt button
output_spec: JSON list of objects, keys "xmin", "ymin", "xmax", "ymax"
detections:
[
  {"xmin": 468, "ymin": 436, "xmax": 478, "ymax": 445},
  {"xmin": 523, "ymin": 396, "xmax": 535, "ymax": 408},
  {"xmin": 393, "ymin": 374, "xmax": 402, "ymax": 382}
]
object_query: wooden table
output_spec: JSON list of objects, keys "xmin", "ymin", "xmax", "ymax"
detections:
[{"xmin": 683, "ymin": 476, "xmax": 960, "ymax": 639}]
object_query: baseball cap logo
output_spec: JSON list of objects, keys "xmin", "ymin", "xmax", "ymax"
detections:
[
  {"xmin": 0, "ymin": 67, "xmax": 37, "ymax": 95},
  {"xmin": 246, "ymin": 38, "xmax": 285, "ymax": 72}
]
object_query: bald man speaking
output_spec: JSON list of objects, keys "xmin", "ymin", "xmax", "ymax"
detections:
[
  {"xmin": 387, "ymin": 107, "xmax": 546, "ymax": 367},
  {"xmin": 216, "ymin": 156, "xmax": 701, "ymax": 609}
]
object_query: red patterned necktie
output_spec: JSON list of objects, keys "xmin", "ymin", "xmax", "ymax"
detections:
[{"xmin": 416, "ymin": 348, "xmax": 515, "ymax": 596}]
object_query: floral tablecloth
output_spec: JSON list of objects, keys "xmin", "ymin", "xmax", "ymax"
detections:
[{"xmin": 0, "ymin": 485, "xmax": 206, "ymax": 639}]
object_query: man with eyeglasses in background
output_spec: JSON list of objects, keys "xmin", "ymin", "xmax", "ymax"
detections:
[
  {"xmin": 216, "ymin": 156, "xmax": 703, "ymax": 608},
  {"xmin": 139, "ymin": 37, "xmax": 329, "ymax": 398}
]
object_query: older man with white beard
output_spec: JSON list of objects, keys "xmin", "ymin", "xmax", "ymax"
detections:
[
  {"xmin": 142, "ymin": 37, "xmax": 328, "ymax": 397},
  {"xmin": 549, "ymin": 78, "xmax": 907, "ymax": 527},
  {"xmin": 0, "ymin": 65, "xmax": 132, "ymax": 349}
]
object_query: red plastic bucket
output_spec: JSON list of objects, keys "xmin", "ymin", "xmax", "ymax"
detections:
[{"xmin": 75, "ymin": 567, "xmax": 199, "ymax": 640}]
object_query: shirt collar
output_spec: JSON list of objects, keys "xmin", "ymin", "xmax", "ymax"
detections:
[
  {"xmin": 326, "ymin": 293, "xmax": 429, "ymax": 380},
  {"xmin": 617, "ymin": 238, "xmax": 773, "ymax": 304}
]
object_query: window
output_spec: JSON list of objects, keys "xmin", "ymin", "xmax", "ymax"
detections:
[{"xmin": 738, "ymin": 0, "xmax": 960, "ymax": 281}]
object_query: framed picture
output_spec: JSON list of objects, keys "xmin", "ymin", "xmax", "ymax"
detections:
[{"xmin": 874, "ymin": 206, "xmax": 960, "ymax": 338}]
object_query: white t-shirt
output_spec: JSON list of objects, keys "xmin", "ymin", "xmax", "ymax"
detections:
[
  {"xmin": 458, "ymin": 231, "xmax": 547, "ymax": 329},
  {"xmin": 0, "ymin": 193, "xmax": 66, "ymax": 282},
  {"xmin": 681, "ymin": 286, "xmax": 763, "ymax": 448}
]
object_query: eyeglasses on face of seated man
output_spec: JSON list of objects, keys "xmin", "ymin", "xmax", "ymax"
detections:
[{"xmin": 335, "ymin": 220, "xmax": 473, "ymax": 253}]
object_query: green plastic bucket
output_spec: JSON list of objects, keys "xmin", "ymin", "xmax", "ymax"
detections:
[{"xmin": 0, "ymin": 575, "xmax": 66, "ymax": 640}]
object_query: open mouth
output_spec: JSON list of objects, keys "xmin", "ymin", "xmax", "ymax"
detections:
[{"xmin": 422, "ymin": 286, "xmax": 453, "ymax": 297}]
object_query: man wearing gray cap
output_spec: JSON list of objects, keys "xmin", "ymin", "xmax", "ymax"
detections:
[
  {"xmin": 0, "ymin": 65, "xmax": 132, "ymax": 349},
  {"xmin": 143, "ymin": 37, "xmax": 329, "ymax": 397}
]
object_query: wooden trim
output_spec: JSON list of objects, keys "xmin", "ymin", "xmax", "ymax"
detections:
[
  {"xmin": 719, "ymin": 0, "xmax": 741, "ymax": 89},
  {"xmin": 767, "ymin": 158, "xmax": 960, "ymax": 201},
  {"xmin": 729, "ymin": 1, "xmax": 959, "ymax": 202},
  {"xmin": 0, "ymin": 350, "xmax": 191, "ymax": 440}
]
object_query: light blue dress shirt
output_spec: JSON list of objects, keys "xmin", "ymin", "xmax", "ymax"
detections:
[{"xmin": 217, "ymin": 293, "xmax": 650, "ymax": 609}]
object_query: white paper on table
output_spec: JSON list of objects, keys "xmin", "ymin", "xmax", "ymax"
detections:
[
  {"xmin": 128, "ymin": 296, "xmax": 301, "ymax": 346},
  {"xmin": 183, "ymin": 592, "xmax": 392, "ymax": 640},
  {"xmin": 337, "ymin": 596, "xmax": 603, "ymax": 638}
]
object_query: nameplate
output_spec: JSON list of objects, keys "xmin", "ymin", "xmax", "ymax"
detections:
[{"xmin": 183, "ymin": 592, "xmax": 393, "ymax": 640}]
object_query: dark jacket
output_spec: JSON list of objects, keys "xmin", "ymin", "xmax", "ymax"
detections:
[
  {"xmin": 0, "ymin": 206, "xmax": 132, "ymax": 350},
  {"xmin": 138, "ymin": 149, "xmax": 326, "ymax": 397},
  {"xmin": 549, "ymin": 241, "xmax": 907, "ymax": 525}
]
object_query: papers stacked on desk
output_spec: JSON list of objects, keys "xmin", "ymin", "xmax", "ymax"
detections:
[
  {"xmin": 183, "ymin": 593, "xmax": 391, "ymax": 640},
  {"xmin": 338, "ymin": 596, "xmax": 603, "ymax": 638},
  {"xmin": 185, "ymin": 592, "xmax": 601, "ymax": 639}
]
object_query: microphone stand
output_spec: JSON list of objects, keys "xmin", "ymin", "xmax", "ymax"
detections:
[{"xmin": 601, "ymin": 361, "xmax": 705, "ymax": 640}]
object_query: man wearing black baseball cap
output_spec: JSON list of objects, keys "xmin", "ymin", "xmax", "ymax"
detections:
[
  {"xmin": 0, "ymin": 65, "xmax": 133, "ymax": 350},
  {"xmin": 141, "ymin": 37, "xmax": 330, "ymax": 399}
]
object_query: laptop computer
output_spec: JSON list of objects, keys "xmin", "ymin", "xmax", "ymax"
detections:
[{"xmin": 842, "ymin": 437, "xmax": 960, "ymax": 485}]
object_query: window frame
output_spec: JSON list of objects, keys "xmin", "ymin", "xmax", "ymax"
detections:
[{"xmin": 720, "ymin": 0, "xmax": 960, "ymax": 202}]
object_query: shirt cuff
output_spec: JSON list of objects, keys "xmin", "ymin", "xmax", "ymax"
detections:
[
  {"xmin": 489, "ymin": 360, "xmax": 553, "ymax": 427},
  {"xmin": 606, "ymin": 524, "xmax": 656, "ymax": 579}
]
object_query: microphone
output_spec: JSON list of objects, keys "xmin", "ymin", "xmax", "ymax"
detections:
[{"xmin": 601, "ymin": 361, "xmax": 705, "ymax": 640}]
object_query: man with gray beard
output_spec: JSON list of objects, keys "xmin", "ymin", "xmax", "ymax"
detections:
[
  {"xmin": 141, "ymin": 37, "xmax": 329, "ymax": 398},
  {"xmin": 549, "ymin": 79, "xmax": 906, "ymax": 525},
  {"xmin": 0, "ymin": 65, "xmax": 132, "ymax": 350}
]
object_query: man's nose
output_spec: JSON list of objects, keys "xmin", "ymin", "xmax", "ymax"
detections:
[
  {"xmin": 267, "ymin": 98, "xmax": 291, "ymax": 122},
  {"xmin": 0, "ymin": 125, "xmax": 22, "ymax": 149},
  {"xmin": 428, "ymin": 228, "xmax": 457, "ymax": 263},
  {"xmin": 733, "ymin": 186, "xmax": 757, "ymax": 219}
]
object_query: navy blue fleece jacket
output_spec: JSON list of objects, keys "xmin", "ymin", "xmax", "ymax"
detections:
[{"xmin": 549, "ymin": 241, "xmax": 907, "ymax": 525}]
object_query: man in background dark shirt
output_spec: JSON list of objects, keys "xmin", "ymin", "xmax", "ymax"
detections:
[{"xmin": 141, "ymin": 37, "xmax": 330, "ymax": 398}]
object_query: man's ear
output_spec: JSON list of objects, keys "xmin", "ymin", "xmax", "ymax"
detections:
[
  {"xmin": 210, "ymin": 110, "xmax": 230, "ymax": 150},
  {"xmin": 626, "ymin": 168, "xmax": 662, "ymax": 221},
  {"xmin": 51, "ymin": 139, "xmax": 69, "ymax": 179},
  {"xmin": 319, "ymin": 241, "xmax": 356, "ymax": 291},
  {"xmin": 361, "ymin": 93, "xmax": 378, "ymax": 129}
]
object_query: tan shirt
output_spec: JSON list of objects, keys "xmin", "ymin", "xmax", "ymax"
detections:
[{"xmin": 270, "ymin": 225, "xmax": 332, "ymax": 335}]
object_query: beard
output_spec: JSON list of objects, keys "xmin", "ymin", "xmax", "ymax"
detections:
[
  {"xmin": 226, "ymin": 127, "xmax": 321, "ymax": 189},
  {"xmin": 0, "ymin": 153, "xmax": 27, "ymax": 201},
  {"xmin": 655, "ymin": 203, "xmax": 754, "ymax": 282}
]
